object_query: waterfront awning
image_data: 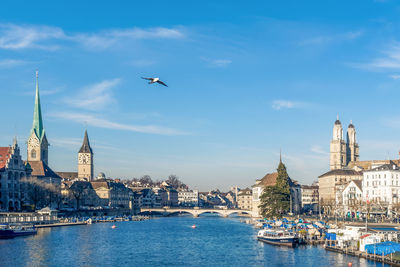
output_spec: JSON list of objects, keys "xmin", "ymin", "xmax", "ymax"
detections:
[{"xmin": 365, "ymin": 241, "xmax": 400, "ymax": 256}]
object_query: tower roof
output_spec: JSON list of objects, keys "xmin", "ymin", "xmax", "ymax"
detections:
[
  {"xmin": 31, "ymin": 71, "xmax": 45, "ymax": 140},
  {"xmin": 348, "ymin": 120, "xmax": 354, "ymax": 128},
  {"xmin": 334, "ymin": 114, "xmax": 341, "ymax": 125},
  {"xmin": 79, "ymin": 130, "xmax": 93, "ymax": 153}
]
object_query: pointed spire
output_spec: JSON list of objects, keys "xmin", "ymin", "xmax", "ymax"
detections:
[
  {"xmin": 280, "ymin": 149, "xmax": 282, "ymax": 163},
  {"xmin": 31, "ymin": 70, "xmax": 45, "ymax": 140},
  {"xmin": 337, "ymin": 114, "xmax": 339, "ymax": 120},
  {"xmin": 79, "ymin": 129, "xmax": 93, "ymax": 153}
]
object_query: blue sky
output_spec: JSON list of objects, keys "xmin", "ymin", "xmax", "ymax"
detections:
[{"xmin": 1, "ymin": 0, "xmax": 400, "ymax": 191}]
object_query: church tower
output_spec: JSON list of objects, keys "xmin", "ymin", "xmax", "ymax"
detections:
[
  {"xmin": 346, "ymin": 121, "xmax": 359, "ymax": 164},
  {"xmin": 27, "ymin": 71, "xmax": 49, "ymax": 164},
  {"xmin": 78, "ymin": 130, "xmax": 93, "ymax": 180},
  {"xmin": 330, "ymin": 116, "xmax": 347, "ymax": 170}
]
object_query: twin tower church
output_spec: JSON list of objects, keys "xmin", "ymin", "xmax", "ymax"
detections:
[
  {"xmin": 330, "ymin": 116, "xmax": 359, "ymax": 170},
  {"xmin": 27, "ymin": 71, "xmax": 94, "ymax": 182}
]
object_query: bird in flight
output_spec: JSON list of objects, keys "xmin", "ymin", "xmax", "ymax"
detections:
[{"xmin": 141, "ymin": 77, "xmax": 168, "ymax": 87}]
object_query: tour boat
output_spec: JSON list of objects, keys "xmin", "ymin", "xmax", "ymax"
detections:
[
  {"xmin": 257, "ymin": 229, "xmax": 299, "ymax": 247},
  {"xmin": 0, "ymin": 224, "xmax": 37, "ymax": 239}
]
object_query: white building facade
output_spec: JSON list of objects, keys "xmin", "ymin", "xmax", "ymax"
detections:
[
  {"xmin": 362, "ymin": 163, "xmax": 400, "ymax": 207},
  {"xmin": 342, "ymin": 180, "xmax": 363, "ymax": 216},
  {"xmin": 178, "ymin": 190, "xmax": 199, "ymax": 207}
]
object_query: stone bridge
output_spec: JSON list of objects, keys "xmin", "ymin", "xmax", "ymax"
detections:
[{"xmin": 139, "ymin": 208, "xmax": 254, "ymax": 217}]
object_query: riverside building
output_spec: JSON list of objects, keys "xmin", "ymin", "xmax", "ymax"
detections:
[
  {"xmin": 362, "ymin": 162, "xmax": 400, "ymax": 207},
  {"xmin": 237, "ymin": 188, "xmax": 252, "ymax": 210},
  {"xmin": 178, "ymin": 190, "xmax": 199, "ymax": 207},
  {"xmin": 0, "ymin": 139, "xmax": 31, "ymax": 211}
]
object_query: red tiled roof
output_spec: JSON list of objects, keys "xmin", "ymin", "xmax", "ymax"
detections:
[{"xmin": 0, "ymin": 147, "xmax": 11, "ymax": 169}]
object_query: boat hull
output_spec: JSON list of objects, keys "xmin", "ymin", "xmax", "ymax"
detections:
[
  {"xmin": 257, "ymin": 236, "xmax": 298, "ymax": 247},
  {"xmin": 0, "ymin": 229, "xmax": 37, "ymax": 239}
]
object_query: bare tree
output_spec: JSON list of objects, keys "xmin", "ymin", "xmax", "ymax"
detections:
[
  {"xmin": 139, "ymin": 175, "xmax": 153, "ymax": 186},
  {"xmin": 69, "ymin": 181, "xmax": 92, "ymax": 210},
  {"xmin": 166, "ymin": 174, "xmax": 185, "ymax": 189},
  {"xmin": 21, "ymin": 177, "xmax": 46, "ymax": 210}
]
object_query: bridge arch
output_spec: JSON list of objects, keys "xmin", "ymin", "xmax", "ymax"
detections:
[{"xmin": 167, "ymin": 210, "xmax": 196, "ymax": 217}]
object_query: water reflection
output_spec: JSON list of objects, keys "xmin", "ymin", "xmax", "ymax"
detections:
[{"xmin": 0, "ymin": 216, "xmax": 392, "ymax": 266}]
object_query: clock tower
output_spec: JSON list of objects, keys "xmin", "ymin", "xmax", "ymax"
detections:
[
  {"xmin": 27, "ymin": 71, "xmax": 49, "ymax": 164},
  {"xmin": 78, "ymin": 130, "xmax": 93, "ymax": 180}
]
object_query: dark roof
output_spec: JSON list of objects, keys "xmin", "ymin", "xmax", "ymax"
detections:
[
  {"xmin": 352, "ymin": 180, "xmax": 362, "ymax": 190},
  {"xmin": 238, "ymin": 188, "xmax": 252, "ymax": 196},
  {"xmin": 348, "ymin": 123, "xmax": 354, "ymax": 128},
  {"xmin": 319, "ymin": 168, "xmax": 362, "ymax": 178},
  {"xmin": 365, "ymin": 163, "xmax": 399, "ymax": 172},
  {"xmin": 29, "ymin": 160, "xmax": 61, "ymax": 179},
  {"xmin": 79, "ymin": 130, "xmax": 93, "ymax": 153},
  {"xmin": 301, "ymin": 185, "xmax": 318, "ymax": 189},
  {"xmin": 335, "ymin": 119, "xmax": 341, "ymax": 125}
]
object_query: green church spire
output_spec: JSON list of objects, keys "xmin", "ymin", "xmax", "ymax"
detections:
[{"xmin": 31, "ymin": 70, "xmax": 45, "ymax": 140}]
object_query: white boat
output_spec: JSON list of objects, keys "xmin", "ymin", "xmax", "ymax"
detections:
[{"xmin": 257, "ymin": 229, "xmax": 299, "ymax": 247}]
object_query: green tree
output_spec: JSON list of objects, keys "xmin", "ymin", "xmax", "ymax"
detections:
[{"xmin": 259, "ymin": 161, "xmax": 291, "ymax": 219}]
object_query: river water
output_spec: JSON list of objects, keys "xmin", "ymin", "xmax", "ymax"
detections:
[{"xmin": 0, "ymin": 215, "xmax": 390, "ymax": 266}]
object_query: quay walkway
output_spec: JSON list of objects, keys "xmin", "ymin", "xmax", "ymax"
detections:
[{"xmin": 140, "ymin": 208, "xmax": 254, "ymax": 217}]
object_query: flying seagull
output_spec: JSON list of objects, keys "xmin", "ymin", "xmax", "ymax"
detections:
[{"xmin": 141, "ymin": 77, "xmax": 168, "ymax": 87}]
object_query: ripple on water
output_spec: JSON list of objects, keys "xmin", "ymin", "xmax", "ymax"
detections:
[{"xmin": 0, "ymin": 215, "xmax": 391, "ymax": 267}]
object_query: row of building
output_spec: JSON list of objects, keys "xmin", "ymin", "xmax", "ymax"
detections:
[{"xmin": 0, "ymin": 72, "xmax": 204, "ymax": 213}]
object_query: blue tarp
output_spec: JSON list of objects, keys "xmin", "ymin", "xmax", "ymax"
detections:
[
  {"xmin": 325, "ymin": 233, "xmax": 336, "ymax": 240},
  {"xmin": 365, "ymin": 242, "xmax": 400, "ymax": 256}
]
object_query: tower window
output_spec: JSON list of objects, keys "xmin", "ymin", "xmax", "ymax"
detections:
[{"xmin": 31, "ymin": 149, "xmax": 36, "ymax": 159}]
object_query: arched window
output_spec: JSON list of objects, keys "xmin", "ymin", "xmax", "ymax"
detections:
[{"xmin": 31, "ymin": 149, "xmax": 36, "ymax": 159}]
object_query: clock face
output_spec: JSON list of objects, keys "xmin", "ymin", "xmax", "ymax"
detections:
[
  {"xmin": 28, "ymin": 136, "xmax": 40, "ymax": 148},
  {"xmin": 78, "ymin": 153, "xmax": 90, "ymax": 164}
]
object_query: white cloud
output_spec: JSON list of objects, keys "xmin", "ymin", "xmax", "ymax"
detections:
[
  {"xmin": 130, "ymin": 59, "xmax": 157, "ymax": 67},
  {"xmin": 390, "ymin": 74, "xmax": 400, "ymax": 80},
  {"xmin": 355, "ymin": 43, "xmax": 400, "ymax": 70},
  {"xmin": 300, "ymin": 31, "xmax": 363, "ymax": 45},
  {"xmin": 310, "ymin": 145, "xmax": 329, "ymax": 155},
  {"xmin": 0, "ymin": 23, "xmax": 185, "ymax": 50},
  {"xmin": 201, "ymin": 57, "xmax": 232, "ymax": 67},
  {"xmin": 64, "ymin": 78, "xmax": 120, "ymax": 110},
  {"xmin": 212, "ymin": 59, "xmax": 232, "ymax": 67},
  {"xmin": 49, "ymin": 112, "xmax": 189, "ymax": 136},
  {"xmin": 23, "ymin": 88, "xmax": 62, "ymax": 96},
  {"xmin": 0, "ymin": 24, "xmax": 65, "ymax": 50},
  {"xmin": 272, "ymin": 100, "xmax": 306, "ymax": 110},
  {"xmin": 0, "ymin": 59, "xmax": 26, "ymax": 68},
  {"xmin": 50, "ymin": 137, "xmax": 82, "ymax": 148}
]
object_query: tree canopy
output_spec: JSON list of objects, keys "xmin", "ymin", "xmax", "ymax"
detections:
[{"xmin": 259, "ymin": 161, "xmax": 291, "ymax": 219}]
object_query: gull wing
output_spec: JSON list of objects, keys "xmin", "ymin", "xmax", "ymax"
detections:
[
  {"xmin": 141, "ymin": 77, "xmax": 153, "ymax": 80},
  {"xmin": 156, "ymin": 80, "xmax": 168, "ymax": 87}
]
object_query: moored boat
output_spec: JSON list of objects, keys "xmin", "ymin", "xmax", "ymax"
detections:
[
  {"xmin": 0, "ymin": 224, "xmax": 37, "ymax": 239},
  {"xmin": 257, "ymin": 229, "xmax": 299, "ymax": 247}
]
